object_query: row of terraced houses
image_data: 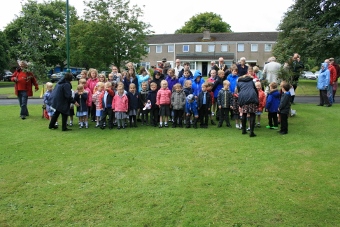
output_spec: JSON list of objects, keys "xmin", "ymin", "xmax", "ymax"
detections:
[{"xmin": 140, "ymin": 31, "xmax": 279, "ymax": 76}]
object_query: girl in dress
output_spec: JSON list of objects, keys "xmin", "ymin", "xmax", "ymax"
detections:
[
  {"xmin": 112, "ymin": 84, "xmax": 128, "ymax": 129},
  {"xmin": 127, "ymin": 83, "xmax": 139, "ymax": 127},
  {"xmin": 92, "ymin": 82, "xmax": 105, "ymax": 127},
  {"xmin": 74, "ymin": 85, "xmax": 89, "ymax": 129},
  {"xmin": 156, "ymin": 80, "xmax": 172, "ymax": 128}
]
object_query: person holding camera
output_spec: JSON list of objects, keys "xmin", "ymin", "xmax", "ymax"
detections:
[{"xmin": 11, "ymin": 60, "xmax": 39, "ymax": 120}]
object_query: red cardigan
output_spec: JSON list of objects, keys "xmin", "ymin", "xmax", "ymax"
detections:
[{"xmin": 11, "ymin": 70, "xmax": 39, "ymax": 96}]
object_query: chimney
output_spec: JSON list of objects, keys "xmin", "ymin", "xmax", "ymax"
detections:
[{"xmin": 202, "ymin": 30, "xmax": 211, "ymax": 41}]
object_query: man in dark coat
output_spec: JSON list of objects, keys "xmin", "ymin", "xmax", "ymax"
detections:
[{"xmin": 49, "ymin": 73, "xmax": 78, "ymax": 131}]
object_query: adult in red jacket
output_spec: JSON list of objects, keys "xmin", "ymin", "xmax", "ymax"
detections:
[
  {"xmin": 11, "ymin": 61, "xmax": 39, "ymax": 119},
  {"xmin": 329, "ymin": 58, "xmax": 340, "ymax": 102},
  {"xmin": 326, "ymin": 59, "xmax": 337, "ymax": 104}
]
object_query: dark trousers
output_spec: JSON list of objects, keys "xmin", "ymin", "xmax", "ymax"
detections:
[
  {"xmin": 150, "ymin": 107, "xmax": 159, "ymax": 126},
  {"xmin": 90, "ymin": 103, "xmax": 96, "ymax": 121},
  {"xmin": 50, "ymin": 110, "xmax": 68, "ymax": 130},
  {"xmin": 100, "ymin": 108, "xmax": 113, "ymax": 128},
  {"xmin": 268, "ymin": 112, "xmax": 278, "ymax": 127},
  {"xmin": 173, "ymin": 109, "xmax": 184, "ymax": 126},
  {"xmin": 141, "ymin": 109, "xmax": 150, "ymax": 124},
  {"xmin": 242, "ymin": 112, "xmax": 255, "ymax": 133},
  {"xmin": 199, "ymin": 104, "xmax": 209, "ymax": 126},
  {"xmin": 280, "ymin": 113, "xmax": 288, "ymax": 133},
  {"xmin": 219, "ymin": 108, "xmax": 230, "ymax": 125},
  {"xmin": 17, "ymin": 90, "xmax": 29, "ymax": 116},
  {"xmin": 319, "ymin": 90, "xmax": 330, "ymax": 105},
  {"xmin": 291, "ymin": 84, "xmax": 297, "ymax": 103}
]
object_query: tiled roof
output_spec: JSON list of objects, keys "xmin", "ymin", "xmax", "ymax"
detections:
[{"xmin": 146, "ymin": 32, "xmax": 279, "ymax": 44}]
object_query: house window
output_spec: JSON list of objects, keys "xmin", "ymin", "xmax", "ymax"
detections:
[
  {"xmin": 195, "ymin": 45, "xmax": 202, "ymax": 52},
  {"xmin": 221, "ymin": 45, "xmax": 228, "ymax": 52},
  {"xmin": 140, "ymin": 62, "xmax": 150, "ymax": 70},
  {"xmin": 183, "ymin": 45, "xmax": 189, "ymax": 52},
  {"xmin": 208, "ymin": 45, "xmax": 215, "ymax": 52},
  {"xmin": 156, "ymin": 45, "xmax": 162, "ymax": 53},
  {"xmin": 145, "ymin": 46, "xmax": 150, "ymax": 53},
  {"xmin": 237, "ymin": 43, "xmax": 244, "ymax": 52},
  {"xmin": 189, "ymin": 62, "xmax": 195, "ymax": 70},
  {"xmin": 265, "ymin": 44, "xmax": 272, "ymax": 52},
  {"xmin": 251, "ymin": 44, "xmax": 258, "ymax": 52},
  {"xmin": 168, "ymin": 45, "xmax": 174, "ymax": 53}
]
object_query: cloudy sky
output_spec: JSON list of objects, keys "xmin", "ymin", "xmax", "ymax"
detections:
[{"xmin": 0, "ymin": 0, "xmax": 294, "ymax": 33}]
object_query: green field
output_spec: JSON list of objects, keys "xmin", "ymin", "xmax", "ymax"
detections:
[{"xmin": 0, "ymin": 103, "xmax": 339, "ymax": 226}]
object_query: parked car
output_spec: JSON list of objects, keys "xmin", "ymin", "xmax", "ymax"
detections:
[
  {"xmin": 302, "ymin": 71, "xmax": 317, "ymax": 80},
  {"xmin": 3, "ymin": 71, "xmax": 12, "ymax": 81},
  {"xmin": 314, "ymin": 71, "xmax": 320, "ymax": 79},
  {"xmin": 50, "ymin": 72, "xmax": 66, "ymax": 83}
]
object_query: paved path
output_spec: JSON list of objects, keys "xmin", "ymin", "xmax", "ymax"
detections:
[{"xmin": 0, "ymin": 96, "xmax": 325, "ymax": 105}]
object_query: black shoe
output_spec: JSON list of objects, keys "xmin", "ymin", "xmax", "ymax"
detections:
[
  {"xmin": 280, "ymin": 131, "xmax": 287, "ymax": 135},
  {"xmin": 326, "ymin": 104, "xmax": 332, "ymax": 107},
  {"xmin": 227, "ymin": 124, "xmax": 232, "ymax": 128},
  {"xmin": 242, "ymin": 131, "xmax": 247, "ymax": 134},
  {"xmin": 317, "ymin": 104, "xmax": 323, "ymax": 106},
  {"xmin": 49, "ymin": 126, "xmax": 58, "ymax": 129},
  {"xmin": 62, "ymin": 128, "xmax": 72, "ymax": 131},
  {"xmin": 100, "ymin": 126, "xmax": 105, "ymax": 130},
  {"xmin": 210, "ymin": 120, "xmax": 216, "ymax": 125},
  {"xmin": 117, "ymin": 126, "xmax": 121, "ymax": 130},
  {"xmin": 21, "ymin": 115, "xmax": 26, "ymax": 120},
  {"xmin": 250, "ymin": 132, "xmax": 257, "ymax": 137},
  {"xmin": 218, "ymin": 123, "xmax": 222, "ymax": 128}
]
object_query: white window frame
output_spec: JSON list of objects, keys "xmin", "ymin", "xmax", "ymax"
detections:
[
  {"xmin": 195, "ymin": 45, "xmax": 202, "ymax": 52},
  {"xmin": 168, "ymin": 45, "xmax": 174, "ymax": 53},
  {"xmin": 221, "ymin": 44, "xmax": 228, "ymax": 52},
  {"xmin": 208, "ymin": 45, "xmax": 215, "ymax": 52},
  {"xmin": 251, "ymin": 44, "xmax": 258, "ymax": 52},
  {"xmin": 183, "ymin": 45, "xmax": 189, "ymax": 52},
  {"xmin": 140, "ymin": 62, "xmax": 150, "ymax": 70},
  {"xmin": 237, "ymin": 43, "xmax": 244, "ymax": 52},
  {"xmin": 156, "ymin": 45, "xmax": 162, "ymax": 53},
  {"xmin": 145, "ymin": 46, "xmax": 150, "ymax": 53},
  {"xmin": 265, "ymin": 44, "xmax": 272, "ymax": 52}
]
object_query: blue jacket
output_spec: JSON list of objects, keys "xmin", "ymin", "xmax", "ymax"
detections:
[
  {"xmin": 317, "ymin": 62, "xmax": 330, "ymax": 90},
  {"xmin": 179, "ymin": 76, "xmax": 192, "ymax": 87},
  {"xmin": 166, "ymin": 75, "xmax": 179, "ymax": 91},
  {"xmin": 227, "ymin": 73, "xmax": 239, "ymax": 94},
  {"xmin": 192, "ymin": 70, "xmax": 205, "ymax": 96},
  {"xmin": 265, "ymin": 89, "xmax": 280, "ymax": 113},
  {"xmin": 185, "ymin": 99, "xmax": 198, "ymax": 116},
  {"xmin": 212, "ymin": 75, "xmax": 227, "ymax": 98}
]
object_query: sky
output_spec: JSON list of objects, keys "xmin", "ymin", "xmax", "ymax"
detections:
[{"xmin": 0, "ymin": 0, "xmax": 295, "ymax": 34}]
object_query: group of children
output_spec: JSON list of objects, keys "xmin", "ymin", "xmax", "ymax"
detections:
[{"xmin": 43, "ymin": 64, "xmax": 291, "ymax": 135}]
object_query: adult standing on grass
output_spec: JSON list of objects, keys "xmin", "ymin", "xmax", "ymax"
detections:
[
  {"xmin": 316, "ymin": 62, "xmax": 331, "ymax": 107},
  {"xmin": 237, "ymin": 74, "xmax": 259, "ymax": 137},
  {"xmin": 288, "ymin": 53, "xmax": 304, "ymax": 104},
  {"xmin": 11, "ymin": 60, "xmax": 39, "ymax": 120},
  {"xmin": 49, "ymin": 73, "xmax": 79, "ymax": 131},
  {"xmin": 263, "ymin": 56, "xmax": 281, "ymax": 94},
  {"xmin": 329, "ymin": 58, "xmax": 340, "ymax": 101}
]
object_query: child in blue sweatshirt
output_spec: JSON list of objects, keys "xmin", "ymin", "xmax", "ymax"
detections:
[{"xmin": 265, "ymin": 82, "xmax": 280, "ymax": 129}]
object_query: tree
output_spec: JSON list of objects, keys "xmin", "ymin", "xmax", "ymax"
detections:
[
  {"xmin": 273, "ymin": 0, "xmax": 340, "ymax": 64},
  {"xmin": 4, "ymin": 0, "xmax": 78, "ymax": 79},
  {"xmin": 175, "ymin": 12, "xmax": 232, "ymax": 34},
  {"xmin": 0, "ymin": 31, "xmax": 10, "ymax": 74},
  {"xmin": 70, "ymin": 0, "xmax": 152, "ymax": 71}
]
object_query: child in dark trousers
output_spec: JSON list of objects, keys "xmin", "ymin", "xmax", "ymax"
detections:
[
  {"xmin": 127, "ymin": 83, "xmax": 139, "ymax": 127},
  {"xmin": 265, "ymin": 82, "xmax": 280, "ymax": 130},
  {"xmin": 99, "ymin": 82, "xmax": 115, "ymax": 129},
  {"xmin": 171, "ymin": 83, "xmax": 186, "ymax": 128},
  {"xmin": 147, "ymin": 82, "xmax": 159, "ymax": 127},
  {"xmin": 217, "ymin": 80, "xmax": 233, "ymax": 127},
  {"xmin": 278, "ymin": 81, "xmax": 291, "ymax": 135},
  {"xmin": 139, "ymin": 82, "xmax": 149, "ymax": 125},
  {"xmin": 197, "ymin": 83, "xmax": 212, "ymax": 128}
]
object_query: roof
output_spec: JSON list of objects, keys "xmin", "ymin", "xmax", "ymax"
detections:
[{"xmin": 146, "ymin": 32, "xmax": 279, "ymax": 44}]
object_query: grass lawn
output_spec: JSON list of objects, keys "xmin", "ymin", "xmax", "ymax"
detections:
[
  {"xmin": 0, "ymin": 80, "xmax": 320, "ymax": 98},
  {"xmin": 0, "ymin": 104, "xmax": 339, "ymax": 226}
]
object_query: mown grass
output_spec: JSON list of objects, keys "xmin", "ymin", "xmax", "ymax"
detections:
[
  {"xmin": 0, "ymin": 80, "xmax": 320, "ymax": 98},
  {"xmin": 0, "ymin": 103, "xmax": 339, "ymax": 226}
]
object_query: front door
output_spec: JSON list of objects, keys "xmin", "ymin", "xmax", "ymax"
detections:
[{"xmin": 202, "ymin": 62, "xmax": 208, "ymax": 76}]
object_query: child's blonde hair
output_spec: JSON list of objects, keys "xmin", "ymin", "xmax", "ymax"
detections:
[
  {"xmin": 218, "ymin": 70, "xmax": 225, "ymax": 75},
  {"xmin": 150, "ymin": 82, "xmax": 157, "ymax": 88},
  {"xmin": 45, "ymin": 82, "xmax": 53, "ymax": 89},
  {"xmin": 161, "ymin": 80, "xmax": 168, "ymax": 86},
  {"xmin": 77, "ymin": 84, "xmax": 84, "ymax": 91},
  {"xmin": 129, "ymin": 83, "xmax": 136, "ymax": 89},
  {"xmin": 105, "ymin": 82, "xmax": 112, "ymax": 87},
  {"xmin": 88, "ymin": 68, "xmax": 98, "ymax": 78},
  {"xmin": 255, "ymin": 81, "xmax": 262, "ymax": 88},
  {"xmin": 79, "ymin": 78, "xmax": 86, "ymax": 84},
  {"xmin": 173, "ymin": 83, "xmax": 182, "ymax": 90},
  {"xmin": 184, "ymin": 80, "xmax": 192, "ymax": 87},
  {"xmin": 223, "ymin": 80, "xmax": 230, "ymax": 86},
  {"xmin": 96, "ymin": 82, "xmax": 104, "ymax": 88},
  {"xmin": 98, "ymin": 73, "xmax": 106, "ymax": 81}
]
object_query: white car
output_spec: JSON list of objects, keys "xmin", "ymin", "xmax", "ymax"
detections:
[
  {"xmin": 304, "ymin": 71, "xmax": 317, "ymax": 80},
  {"xmin": 314, "ymin": 71, "xmax": 320, "ymax": 79}
]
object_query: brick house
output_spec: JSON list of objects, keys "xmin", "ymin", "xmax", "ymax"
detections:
[{"xmin": 140, "ymin": 31, "xmax": 279, "ymax": 76}]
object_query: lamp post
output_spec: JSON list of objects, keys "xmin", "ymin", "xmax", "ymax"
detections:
[{"xmin": 66, "ymin": 0, "xmax": 70, "ymax": 72}]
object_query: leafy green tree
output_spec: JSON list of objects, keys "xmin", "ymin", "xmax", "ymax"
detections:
[
  {"xmin": 0, "ymin": 31, "xmax": 10, "ymax": 74},
  {"xmin": 273, "ymin": 0, "xmax": 340, "ymax": 64},
  {"xmin": 175, "ymin": 12, "xmax": 232, "ymax": 34},
  {"xmin": 70, "ymin": 0, "xmax": 152, "ymax": 71},
  {"xmin": 4, "ymin": 0, "xmax": 77, "ymax": 79}
]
